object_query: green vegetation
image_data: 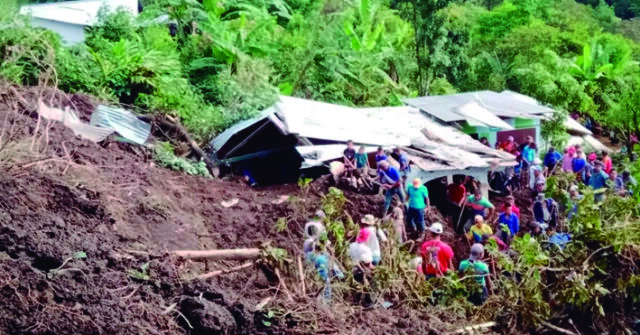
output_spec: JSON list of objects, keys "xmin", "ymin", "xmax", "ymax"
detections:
[
  {"xmin": 3, "ymin": 0, "xmax": 640, "ymax": 145},
  {"xmin": 153, "ymin": 142, "xmax": 210, "ymax": 176}
]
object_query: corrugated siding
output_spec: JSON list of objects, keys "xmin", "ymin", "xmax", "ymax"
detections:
[{"xmin": 90, "ymin": 105, "xmax": 150, "ymax": 145}]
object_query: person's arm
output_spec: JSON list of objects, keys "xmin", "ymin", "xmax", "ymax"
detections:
[
  {"xmin": 486, "ymin": 204, "xmax": 495, "ymax": 220},
  {"xmin": 421, "ymin": 252, "xmax": 428, "ymax": 276},
  {"xmin": 424, "ymin": 189, "xmax": 430, "ymax": 213}
]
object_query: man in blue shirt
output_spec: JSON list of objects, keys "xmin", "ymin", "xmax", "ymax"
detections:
[
  {"xmin": 378, "ymin": 161, "xmax": 404, "ymax": 215},
  {"xmin": 496, "ymin": 203, "xmax": 519, "ymax": 244},
  {"xmin": 543, "ymin": 147, "xmax": 562, "ymax": 174}
]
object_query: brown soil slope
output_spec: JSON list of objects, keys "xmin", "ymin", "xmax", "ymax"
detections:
[{"xmin": 0, "ymin": 86, "xmax": 482, "ymax": 335}]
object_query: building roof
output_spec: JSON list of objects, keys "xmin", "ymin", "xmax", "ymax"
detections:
[
  {"xmin": 564, "ymin": 116, "xmax": 592, "ymax": 135},
  {"xmin": 212, "ymin": 96, "xmax": 516, "ymax": 172},
  {"xmin": 20, "ymin": 0, "xmax": 138, "ymax": 26},
  {"xmin": 403, "ymin": 90, "xmax": 554, "ymax": 123}
]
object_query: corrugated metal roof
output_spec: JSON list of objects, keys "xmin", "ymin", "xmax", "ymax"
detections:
[
  {"xmin": 568, "ymin": 135, "xmax": 611, "ymax": 153},
  {"xmin": 296, "ymin": 144, "xmax": 377, "ymax": 168},
  {"xmin": 455, "ymin": 102, "xmax": 513, "ymax": 130},
  {"xmin": 564, "ymin": 116, "xmax": 592, "ymax": 135},
  {"xmin": 210, "ymin": 107, "xmax": 277, "ymax": 151},
  {"xmin": 20, "ymin": 0, "xmax": 138, "ymax": 26},
  {"xmin": 403, "ymin": 90, "xmax": 554, "ymax": 122},
  {"xmin": 90, "ymin": 105, "xmax": 150, "ymax": 145},
  {"xmin": 211, "ymin": 96, "xmax": 516, "ymax": 173}
]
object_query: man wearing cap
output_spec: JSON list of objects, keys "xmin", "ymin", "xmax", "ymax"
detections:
[
  {"xmin": 421, "ymin": 222, "xmax": 454, "ymax": 279},
  {"xmin": 406, "ymin": 178, "xmax": 430, "ymax": 234},
  {"xmin": 532, "ymin": 167, "xmax": 546, "ymax": 199},
  {"xmin": 378, "ymin": 161, "xmax": 404, "ymax": 216},
  {"xmin": 459, "ymin": 243, "xmax": 491, "ymax": 305},
  {"xmin": 357, "ymin": 214, "xmax": 387, "ymax": 265}
]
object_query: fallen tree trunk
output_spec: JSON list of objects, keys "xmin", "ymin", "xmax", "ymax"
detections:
[
  {"xmin": 197, "ymin": 262, "xmax": 253, "ymax": 280},
  {"xmin": 174, "ymin": 248, "xmax": 261, "ymax": 261}
]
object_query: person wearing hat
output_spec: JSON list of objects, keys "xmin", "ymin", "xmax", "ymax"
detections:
[
  {"xmin": 349, "ymin": 242, "xmax": 375, "ymax": 306},
  {"xmin": 533, "ymin": 193, "xmax": 549, "ymax": 224},
  {"xmin": 531, "ymin": 166, "xmax": 546, "ymax": 199},
  {"xmin": 405, "ymin": 178, "xmax": 430, "ymax": 234},
  {"xmin": 357, "ymin": 214, "xmax": 387, "ymax": 265},
  {"xmin": 459, "ymin": 243, "xmax": 491, "ymax": 305},
  {"xmin": 303, "ymin": 211, "xmax": 327, "ymax": 255},
  {"xmin": 378, "ymin": 160, "xmax": 405, "ymax": 216},
  {"xmin": 420, "ymin": 222, "xmax": 454, "ymax": 279},
  {"xmin": 467, "ymin": 215, "xmax": 493, "ymax": 243}
]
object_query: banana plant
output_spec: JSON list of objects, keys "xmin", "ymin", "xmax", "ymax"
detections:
[
  {"xmin": 343, "ymin": 0, "xmax": 384, "ymax": 52},
  {"xmin": 569, "ymin": 43, "xmax": 613, "ymax": 82}
]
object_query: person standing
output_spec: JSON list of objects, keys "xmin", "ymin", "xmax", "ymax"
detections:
[
  {"xmin": 349, "ymin": 242, "xmax": 375, "ymax": 307},
  {"xmin": 447, "ymin": 177, "xmax": 466, "ymax": 206},
  {"xmin": 386, "ymin": 195, "xmax": 406, "ymax": 244},
  {"xmin": 562, "ymin": 148, "xmax": 574, "ymax": 172},
  {"xmin": 502, "ymin": 195, "xmax": 520, "ymax": 219},
  {"xmin": 406, "ymin": 178, "xmax": 430, "ymax": 235},
  {"xmin": 572, "ymin": 150, "xmax": 587, "ymax": 183},
  {"xmin": 602, "ymin": 151, "xmax": 612, "ymax": 175},
  {"xmin": 378, "ymin": 161, "xmax": 404, "ymax": 215},
  {"xmin": 496, "ymin": 203, "xmax": 519, "ymax": 244},
  {"xmin": 354, "ymin": 146, "xmax": 369, "ymax": 170},
  {"xmin": 609, "ymin": 168, "xmax": 624, "ymax": 194},
  {"xmin": 356, "ymin": 214, "xmax": 387, "ymax": 265},
  {"xmin": 421, "ymin": 222, "xmax": 454, "ymax": 279},
  {"xmin": 589, "ymin": 162, "xmax": 609, "ymax": 202},
  {"xmin": 343, "ymin": 140, "xmax": 357, "ymax": 170},
  {"xmin": 543, "ymin": 147, "xmax": 562, "ymax": 175},
  {"xmin": 375, "ymin": 147, "xmax": 387, "ymax": 167},
  {"xmin": 520, "ymin": 136, "xmax": 536, "ymax": 167},
  {"xmin": 459, "ymin": 244, "xmax": 492, "ymax": 306},
  {"xmin": 466, "ymin": 188, "xmax": 495, "ymax": 219}
]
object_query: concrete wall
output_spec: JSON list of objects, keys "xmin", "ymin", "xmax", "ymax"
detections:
[{"xmin": 32, "ymin": 19, "xmax": 86, "ymax": 45}]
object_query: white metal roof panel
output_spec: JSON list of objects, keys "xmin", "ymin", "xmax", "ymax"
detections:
[{"xmin": 20, "ymin": 0, "xmax": 138, "ymax": 26}]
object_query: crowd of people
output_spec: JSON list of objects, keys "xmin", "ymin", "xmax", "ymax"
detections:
[{"xmin": 301, "ymin": 137, "xmax": 636, "ymax": 307}]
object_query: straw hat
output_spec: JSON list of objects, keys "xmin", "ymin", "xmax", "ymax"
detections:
[{"xmin": 361, "ymin": 214, "xmax": 377, "ymax": 226}]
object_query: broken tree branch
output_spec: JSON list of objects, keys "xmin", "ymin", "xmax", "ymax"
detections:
[
  {"xmin": 297, "ymin": 256, "xmax": 306, "ymax": 295},
  {"xmin": 174, "ymin": 248, "xmax": 261, "ymax": 261},
  {"xmin": 539, "ymin": 320, "xmax": 578, "ymax": 335},
  {"xmin": 450, "ymin": 322, "xmax": 496, "ymax": 334},
  {"xmin": 197, "ymin": 262, "xmax": 253, "ymax": 280}
]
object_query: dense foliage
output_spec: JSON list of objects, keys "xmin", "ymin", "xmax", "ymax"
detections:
[{"xmin": 4, "ymin": 0, "xmax": 640, "ymax": 145}]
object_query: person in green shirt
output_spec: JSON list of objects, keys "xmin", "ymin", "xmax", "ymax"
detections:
[
  {"xmin": 354, "ymin": 146, "xmax": 369, "ymax": 170},
  {"xmin": 406, "ymin": 178, "xmax": 430, "ymax": 234},
  {"xmin": 459, "ymin": 243, "xmax": 491, "ymax": 305}
]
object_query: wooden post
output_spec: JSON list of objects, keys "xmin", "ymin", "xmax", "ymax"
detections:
[{"xmin": 174, "ymin": 248, "xmax": 261, "ymax": 261}]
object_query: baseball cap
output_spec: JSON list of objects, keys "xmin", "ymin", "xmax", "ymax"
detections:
[
  {"xmin": 470, "ymin": 243, "xmax": 484, "ymax": 261},
  {"xmin": 429, "ymin": 222, "xmax": 443, "ymax": 234}
]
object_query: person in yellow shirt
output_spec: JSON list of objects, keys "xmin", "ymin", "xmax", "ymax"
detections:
[{"xmin": 467, "ymin": 215, "xmax": 493, "ymax": 243}]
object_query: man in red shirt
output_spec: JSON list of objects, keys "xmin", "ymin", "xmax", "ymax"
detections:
[
  {"xmin": 421, "ymin": 222, "xmax": 454, "ymax": 279},
  {"xmin": 502, "ymin": 195, "xmax": 520, "ymax": 219},
  {"xmin": 447, "ymin": 177, "xmax": 466, "ymax": 205}
]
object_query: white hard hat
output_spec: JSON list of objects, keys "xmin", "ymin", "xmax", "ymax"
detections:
[{"xmin": 429, "ymin": 222, "xmax": 444, "ymax": 235}]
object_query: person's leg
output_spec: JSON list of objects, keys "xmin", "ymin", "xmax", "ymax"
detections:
[
  {"xmin": 383, "ymin": 190, "xmax": 393, "ymax": 215},
  {"xmin": 406, "ymin": 207, "xmax": 417, "ymax": 231},
  {"xmin": 416, "ymin": 208, "xmax": 426, "ymax": 233}
]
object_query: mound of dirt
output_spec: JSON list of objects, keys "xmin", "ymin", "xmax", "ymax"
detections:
[{"xmin": 0, "ymin": 86, "xmax": 492, "ymax": 334}]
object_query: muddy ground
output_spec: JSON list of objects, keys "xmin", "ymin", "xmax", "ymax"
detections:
[{"xmin": 0, "ymin": 86, "xmax": 502, "ymax": 334}]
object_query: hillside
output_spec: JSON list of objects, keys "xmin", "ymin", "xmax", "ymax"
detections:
[{"xmin": 0, "ymin": 85, "xmax": 485, "ymax": 334}]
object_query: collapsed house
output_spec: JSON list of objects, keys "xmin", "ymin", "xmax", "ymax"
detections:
[
  {"xmin": 210, "ymin": 96, "xmax": 515, "ymax": 192},
  {"xmin": 404, "ymin": 90, "xmax": 610, "ymax": 151}
]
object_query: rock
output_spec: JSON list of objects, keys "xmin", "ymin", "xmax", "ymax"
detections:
[{"xmin": 180, "ymin": 296, "xmax": 236, "ymax": 335}]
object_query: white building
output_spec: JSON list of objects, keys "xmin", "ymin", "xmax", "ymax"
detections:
[{"xmin": 20, "ymin": 0, "xmax": 139, "ymax": 45}]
